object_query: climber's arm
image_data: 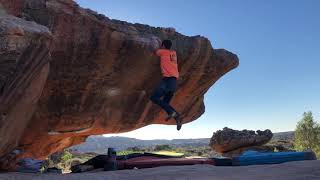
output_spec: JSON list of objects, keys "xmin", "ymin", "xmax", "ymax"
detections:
[{"xmin": 154, "ymin": 49, "xmax": 164, "ymax": 56}]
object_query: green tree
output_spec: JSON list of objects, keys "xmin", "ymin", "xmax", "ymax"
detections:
[{"xmin": 294, "ymin": 111, "xmax": 320, "ymax": 158}]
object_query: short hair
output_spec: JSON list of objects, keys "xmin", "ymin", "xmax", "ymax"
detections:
[{"xmin": 162, "ymin": 40, "xmax": 172, "ymax": 49}]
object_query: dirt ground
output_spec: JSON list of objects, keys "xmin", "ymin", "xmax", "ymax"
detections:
[{"xmin": 0, "ymin": 160, "xmax": 319, "ymax": 180}]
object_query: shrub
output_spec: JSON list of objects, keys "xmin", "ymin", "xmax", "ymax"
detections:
[
  {"xmin": 294, "ymin": 111, "xmax": 320, "ymax": 158},
  {"xmin": 60, "ymin": 150, "xmax": 73, "ymax": 162}
]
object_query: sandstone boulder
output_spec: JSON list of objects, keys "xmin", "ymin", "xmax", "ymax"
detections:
[
  {"xmin": 0, "ymin": 0, "xmax": 239, "ymax": 168},
  {"xmin": 210, "ymin": 127, "xmax": 273, "ymax": 153}
]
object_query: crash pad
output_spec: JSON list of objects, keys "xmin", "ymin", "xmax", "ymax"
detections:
[{"xmin": 232, "ymin": 151, "xmax": 317, "ymax": 166}]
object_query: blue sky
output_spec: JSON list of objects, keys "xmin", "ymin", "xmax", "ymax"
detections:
[{"xmin": 76, "ymin": 0, "xmax": 320, "ymax": 139}]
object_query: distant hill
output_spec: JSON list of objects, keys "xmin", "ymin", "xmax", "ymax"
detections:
[
  {"xmin": 272, "ymin": 131, "xmax": 295, "ymax": 141},
  {"xmin": 69, "ymin": 131, "xmax": 295, "ymax": 154},
  {"xmin": 69, "ymin": 136, "xmax": 210, "ymax": 154}
]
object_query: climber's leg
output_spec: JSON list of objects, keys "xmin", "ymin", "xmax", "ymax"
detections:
[
  {"xmin": 150, "ymin": 79, "xmax": 175, "ymax": 115},
  {"xmin": 162, "ymin": 77, "xmax": 180, "ymax": 119}
]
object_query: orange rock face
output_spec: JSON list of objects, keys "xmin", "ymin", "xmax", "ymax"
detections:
[
  {"xmin": 0, "ymin": 13, "xmax": 52, "ymax": 169},
  {"xmin": 0, "ymin": 0, "xmax": 239, "ymax": 168}
]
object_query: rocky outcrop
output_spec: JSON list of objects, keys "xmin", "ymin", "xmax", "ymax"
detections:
[
  {"xmin": 210, "ymin": 128, "xmax": 273, "ymax": 154},
  {"xmin": 0, "ymin": 12, "xmax": 52, "ymax": 169},
  {"xmin": 0, "ymin": 0, "xmax": 239, "ymax": 168}
]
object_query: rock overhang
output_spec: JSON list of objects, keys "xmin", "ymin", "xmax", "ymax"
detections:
[{"xmin": 0, "ymin": 0, "xmax": 239, "ymax": 169}]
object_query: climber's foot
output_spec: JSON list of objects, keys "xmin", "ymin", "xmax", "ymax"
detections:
[{"xmin": 175, "ymin": 117, "xmax": 182, "ymax": 131}]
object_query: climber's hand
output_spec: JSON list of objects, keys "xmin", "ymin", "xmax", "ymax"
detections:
[{"xmin": 149, "ymin": 37, "xmax": 161, "ymax": 52}]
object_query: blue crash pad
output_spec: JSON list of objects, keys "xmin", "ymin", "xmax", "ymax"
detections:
[{"xmin": 232, "ymin": 151, "xmax": 317, "ymax": 166}]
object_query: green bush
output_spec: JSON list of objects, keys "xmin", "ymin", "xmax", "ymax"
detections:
[
  {"xmin": 294, "ymin": 111, "xmax": 320, "ymax": 158},
  {"xmin": 60, "ymin": 150, "xmax": 73, "ymax": 162}
]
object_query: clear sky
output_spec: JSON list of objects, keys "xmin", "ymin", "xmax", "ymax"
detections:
[{"xmin": 75, "ymin": 0, "xmax": 320, "ymax": 140}]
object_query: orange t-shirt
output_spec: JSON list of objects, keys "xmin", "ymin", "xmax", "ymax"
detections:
[{"xmin": 155, "ymin": 49, "xmax": 179, "ymax": 78}]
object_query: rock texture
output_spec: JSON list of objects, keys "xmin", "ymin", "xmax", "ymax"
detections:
[
  {"xmin": 210, "ymin": 128, "xmax": 273, "ymax": 154},
  {"xmin": 0, "ymin": 0, "xmax": 239, "ymax": 168},
  {"xmin": 0, "ymin": 12, "xmax": 51, "ymax": 169}
]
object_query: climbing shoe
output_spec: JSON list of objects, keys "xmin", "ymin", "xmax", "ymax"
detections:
[{"xmin": 176, "ymin": 118, "xmax": 182, "ymax": 131}]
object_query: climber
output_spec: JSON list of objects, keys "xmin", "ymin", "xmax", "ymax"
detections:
[{"xmin": 150, "ymin": 39, "xmax": 182, "ymax": 131}]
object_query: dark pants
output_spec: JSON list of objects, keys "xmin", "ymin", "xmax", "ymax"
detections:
[{"xmin": 150, "ymin": 77, "xmax": 177, "ymax": 115}]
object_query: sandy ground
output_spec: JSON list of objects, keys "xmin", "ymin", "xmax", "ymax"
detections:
[{"xmin": 0, "ymin": 160, "xmax": 319, "ymax": 180}]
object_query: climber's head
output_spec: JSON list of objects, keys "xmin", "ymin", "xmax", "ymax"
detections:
[{"xmin": 161, "ymin": 40, "xmax": 172, "ymax": 50}]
